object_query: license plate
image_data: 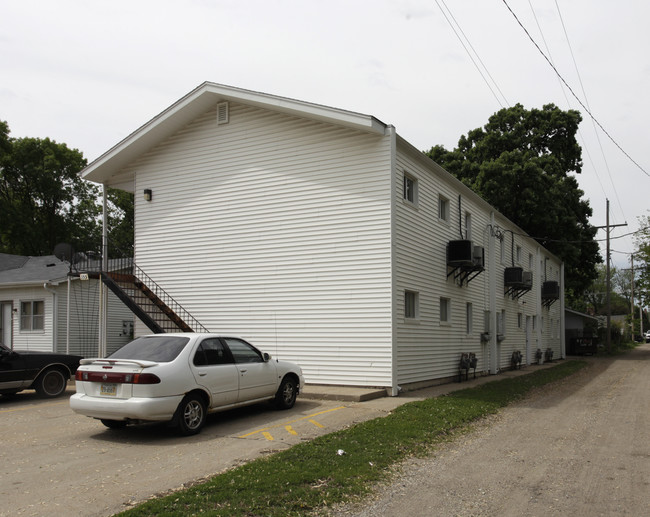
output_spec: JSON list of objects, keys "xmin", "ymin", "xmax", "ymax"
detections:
[{"xmin": 100, "ymin": 383, "xmax": 117, "ymax": 396}]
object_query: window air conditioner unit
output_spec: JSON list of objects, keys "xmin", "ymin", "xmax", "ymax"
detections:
[
  {"xmin": 521, "ymin": 271, "xmax": 533, "ymax": 288},
  {"xmin": 472, "ymin": 246, "xmax": 485, "ymax": 268},
  {"xmin": 542, "ymin": 281, "xmax": 560, "ymax": 299},
  {"xmin": 447, "ymin": 240, "xmax": 474, "ymax": 267},
  {"xmin": 504, "ymin": 267, "xmax": 524, "ymax": 286}
]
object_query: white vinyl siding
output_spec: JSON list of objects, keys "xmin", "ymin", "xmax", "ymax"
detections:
[
  {"xmin": 394, "ymin": 143, "xmax": 491, "ymax": 384},
  {"xmin": 128, "ymin": 102, "xmax": 394, "ymax": 386}
]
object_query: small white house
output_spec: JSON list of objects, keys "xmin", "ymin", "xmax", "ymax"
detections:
[
  {"xmin": 79, "ymin": 83, "xmax": 564, "ymax": 393},
  {"xmin": 0, "ymin": 253, "xmax": 134, "ymax": 356}
]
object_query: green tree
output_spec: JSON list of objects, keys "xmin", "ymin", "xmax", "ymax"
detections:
[
  {"xmin": 427, "ymin": 103, "xmax": 601, "ymax": 302},
  {"xmin": 634, "ymin": 214, "xmax": 650, "ymax": 309},
  {"xmin": 0, "ymin": 120, "xmax": 101, "ymax": 256}
]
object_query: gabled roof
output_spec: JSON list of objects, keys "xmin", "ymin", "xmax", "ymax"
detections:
[
  {"xmin": 0, "ymin": 255, "xmax": 70, "ymax": 287},
  {"xmin": 80, "ymin": 82, "xmax": 389, "ymax": 186}
]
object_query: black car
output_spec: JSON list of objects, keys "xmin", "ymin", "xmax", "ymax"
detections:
[{"xmin": 0, "ymin": 343, "xmax": 83, "ymax": 398}]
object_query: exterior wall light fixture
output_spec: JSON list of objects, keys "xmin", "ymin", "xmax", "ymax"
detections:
[{"xmin": 143, "ymin": 189, "xmax": 152, "ymax": 202}]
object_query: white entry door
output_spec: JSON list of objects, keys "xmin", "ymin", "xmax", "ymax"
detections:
[{"xmin": 1, "ymin": 303, "xmax": 12, "ymax": 347}]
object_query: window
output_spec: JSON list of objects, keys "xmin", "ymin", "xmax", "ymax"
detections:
[
  {"xmin": 194, "ymin": 338, "xmax": 231, "ymax": 366},
  {"xmin": 516, "ymin": 245, "xmax": 522, "ymax": 264},
  {"xmin": 403, "ymin": 173, "xmax": 418, "ymax": 204},
  {"xmin": 529, "ymin": 253, "xmax": 534, "ymax": 270},
  {"xmin": 466, "ymin": 302, "xmax": 473, "ymax": 334},
  {"xmin": 224, "ymin": 338, "xmax": 264, "ymax": 363},
  {"xmin": 464, "ymin": 212, "xmax": 472, "ymax": 240},
  {"xmin": 440, "ymin": 297, "xmax": 451, "ymax": 323},
  {"xmin": 497, "ymin": 309, "xmax": 506, "ymax": 336},
  {"xmin": 20, "ymin": 300, "xmax": 44, "ymax": 331},
  {"xmin": 517, "ymin": 312, "xmax": 523, "ymax": 329},
  {"xmin": 438, "ymin": 195, "xmax": 449, "ymax": 222},
  {"xmin": 405, "ymin": 290, "xmax": 418, "ymax": 319}
]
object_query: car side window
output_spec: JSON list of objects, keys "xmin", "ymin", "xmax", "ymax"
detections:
[
  {"xmin": 193, "ymin": 339, "xmax": 231, "ymax": 366},
  {"xmin": 224, "ymin": 338, "xmax": 263, "ymax": 364}
]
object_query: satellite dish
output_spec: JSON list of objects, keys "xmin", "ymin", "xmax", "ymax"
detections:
[{"xmin": 53, "ymin": 243, "xmax": 75, "ymax": 263}]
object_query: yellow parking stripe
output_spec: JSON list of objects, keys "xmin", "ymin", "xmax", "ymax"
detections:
[
  {"xmin": 308, "ymin": 419, "xmax": 324, "ymax": 428},
  {"xmin": 238, "ymin": 406, "xmax": 346, "ymax": 438},
  {"xmin": 285, "ymin": 425, "xmax": 298, "ymax": 436},
  {"xmin": 262, "ymin": 432, "xmax": 274, "ymax": 441}
]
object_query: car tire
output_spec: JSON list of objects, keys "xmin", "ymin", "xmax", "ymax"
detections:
[
  {"xmin": 101, "ymin": 419, "xmax": 128, "ymax": 429},
  {"xmin": 274, "ymin": 376, "xmax": 297, "ymax": 409},
  {"xmin": 174, "ymin": 394, "xmax": 206, "ymax": 436},
  {"xmin": 34, "ymin": 368, "xmax": 67, "ymax": 398}
]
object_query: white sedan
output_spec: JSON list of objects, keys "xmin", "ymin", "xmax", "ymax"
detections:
[{"xmin": 70, "ymin": 333, "xmax": 304, "ymax": 435}]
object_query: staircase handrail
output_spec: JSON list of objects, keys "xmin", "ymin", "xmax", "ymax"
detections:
[{"xmin": 70, "ymin": 242, "xmax": 209, "ymax": 333}]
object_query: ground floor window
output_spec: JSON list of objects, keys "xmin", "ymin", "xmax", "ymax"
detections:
[
  {"xmin": 405, "ymin": 290, "xmax": 419, "ymax": 319},
  {"xmin": 20, "ymin": 300, "xmax": 44, "ymax": 331},
  {"xmin": 440, "ymin": 297, "xmax": 451, "ymax": 323}
]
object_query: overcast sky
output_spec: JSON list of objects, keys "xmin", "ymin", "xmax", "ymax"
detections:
[{"xmin": 1, "ymin": 0, "xmax": 648, "ymax": 269}]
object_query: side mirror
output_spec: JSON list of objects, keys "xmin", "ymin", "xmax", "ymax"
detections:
[{"xmin": 263, "ymin": 352, "xmax": 271, "ymax": 362}]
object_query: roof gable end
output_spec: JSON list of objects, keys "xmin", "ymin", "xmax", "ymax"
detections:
[{"xmin": 81, "ymin": 82, "xmax": 388, "ymax": 184}]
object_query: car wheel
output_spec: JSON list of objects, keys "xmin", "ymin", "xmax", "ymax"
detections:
[
  {"xmin": 174, "ymin": 394, "xmax": 206, "ymax": 436},
  {"xmin": 274, "ymin": 376, "xmax": 297, "ymax": 409},
  {"xmin": 101, "ymin": 419, "xmax": 128, "ymax": 429},
  {"xmin": 35, "ymin": 368, "xmax": 67, "ymax": 398}
]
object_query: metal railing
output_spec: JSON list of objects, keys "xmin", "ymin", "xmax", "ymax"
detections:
[{"xmin": 69, "ymin": 241, "xmax": 209, "ymax": 334}]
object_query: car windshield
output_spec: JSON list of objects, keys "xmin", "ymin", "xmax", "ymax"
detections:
[{"xmin": 108, "ymin": 336, "xmax": 190, "ymax": 362}]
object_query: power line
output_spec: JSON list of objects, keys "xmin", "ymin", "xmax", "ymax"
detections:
[
  {"xmin": 435, "ymin": 0, "xmax": 509, "ymax": 108},
  {"xmin": 501, "ymin": 0, "xmax": 649, "ymax": 178},
  {"xmin": 553, "ymin": 0, "xmax": 626, "ymax": 220}
]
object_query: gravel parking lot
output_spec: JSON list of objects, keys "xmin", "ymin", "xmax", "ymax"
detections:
[
  {"xmin": 3, "ymin": 348, "xmax": 648, "ymax": 517},
  {"xmin": 0, "ymin": 387, "xmax": 390, "ymax": 517}
]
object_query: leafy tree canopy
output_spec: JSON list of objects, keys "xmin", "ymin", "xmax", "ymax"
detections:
[
  {"xmin": 426, "ymin": 103, "xmax": 601, "ymax": 301},
  {"xmin": 0, "ymin": 119, "xmax": 133, "ymax": 258}
]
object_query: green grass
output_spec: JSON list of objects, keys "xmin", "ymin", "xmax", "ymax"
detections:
[{"xmin": 117, "ymin": 360, "xmax": 587, "ymax": 517}]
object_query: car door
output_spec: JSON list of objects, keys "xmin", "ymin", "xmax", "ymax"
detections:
[
  {"xmin": 223, "ymin": 338, "xmax": 278, "ymax": 402},
  {"xmin": 190, "ymin": 338, "xmax": 239, "ymax": 407},
  {"xmin": 0, "ymin": 346, "xmax": 27, "ymax": 390}
]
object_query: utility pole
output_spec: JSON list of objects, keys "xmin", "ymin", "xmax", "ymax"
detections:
[
  {"xmin": 631, "ymin": 254, "xmax": 635, "ymax": 339},
  {"xmin": 594, "ymin": 199, "xmax": 627, "ymax": 354}
]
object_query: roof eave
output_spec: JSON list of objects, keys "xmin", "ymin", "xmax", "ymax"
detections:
[{"xmin": 80, "ymin": 82, "xmax": 388, "ymax": 185}]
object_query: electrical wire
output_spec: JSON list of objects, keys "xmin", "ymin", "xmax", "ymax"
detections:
[
  {"xmin": 434, "ymin": 0, "xmax": 509, "ymax": 108},
  {"xmin": 501, "ymin": 0, "xmax": 649, "ymax": 178},
  {"xmin": 553, "ymin": 0, "xmax": 626, "ymax": 221}
]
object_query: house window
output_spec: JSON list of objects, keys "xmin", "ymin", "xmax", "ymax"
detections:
[
  {"xmin": 20, "ymin": 300, "xmax": 44, "ymax": 331},
  {"xmin": 465, "ymin": 212, "xmax": 472, "ymax": 240},
  {"xmin": 517, "ymin": 312, "xmax": 523, "ymax": 329},
  {"xmin": 497, "ymin": 309, "xmax": 506, "ymax": 336},
  {"xmin": 466, "ymin": 302, "xmax": 473, "ymax": 334},
  {"xmin": 405, "ymin": 290, "xmax": 419, "ymax": 319},
  {"xmin": 440, "ymin": 297, "xmax": 451, "ymax": 323},
  {"xmin": 438, "ymin": 195, "xmax": 449, "ymax": 222},
  {"xmin": 529, "ymin": 253, "xmax": 534, "ymax": 270},
  {"xmin": 403, "ymin": 173, "xmax": 418, "ymax": 204},
  {"xmin": 516, "ymin": 245, "xmax": 522, "ymax": 264}
]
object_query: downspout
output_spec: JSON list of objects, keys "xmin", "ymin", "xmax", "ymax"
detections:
[
  {"xmin": 488, "ymin": 213, "xmax": 498, "ymax": 374},
  {"xmin": 388, "ymin": 125, "xmax": 399, "ymax": 397},
  {"xmin": 100, "ymin": 183, "xmax": 108, "ymax": 357},
  {"xmin": 43, "ymin": 283, "xmax": 57, "ymax": 352}
]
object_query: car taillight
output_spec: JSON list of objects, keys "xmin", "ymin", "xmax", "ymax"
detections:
[
  {"xmin": 75, "ymin": 371, "xmax": 160, "ymax": 384},
  {"xmin": 133, "ymin": 373, "xmax": 161, "ymax": 384}
]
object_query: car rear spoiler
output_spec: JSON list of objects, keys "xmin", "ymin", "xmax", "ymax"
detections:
[{"xmin": 79, "ymin": 358, "xmax": 159, "ymax": 367}]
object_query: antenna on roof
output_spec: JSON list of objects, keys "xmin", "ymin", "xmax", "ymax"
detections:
[{"xmin": 53, "ymin": 243, "xmax": 75, "ymax": 263}]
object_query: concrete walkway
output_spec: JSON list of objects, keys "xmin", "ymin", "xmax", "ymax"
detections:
[{"xmin": 301, "ymin": 357, "xmax": 566, "ymax": 403}]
